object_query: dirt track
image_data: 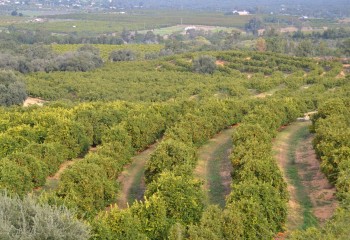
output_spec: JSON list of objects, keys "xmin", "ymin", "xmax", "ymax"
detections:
[
  {"xmin": 195, "ymin": 127, "xmax": 234, "ymax": 207},
  {"xmin": 295, "ymin": 133, "xmax": 337, "ymax": 224},
  {"xmin": 273, "ymin": 121, "xmax": 337, "ymax": 233},
  {"xmin": 116, "ymin": 142, "xmax": 159, "ymax": 208}
]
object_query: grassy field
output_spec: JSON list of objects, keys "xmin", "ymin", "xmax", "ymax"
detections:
[
  {"xmin": 138, "ymin": 24, "xmax": 242, "ymax": 36},
  {"xmin": 2, "ymin": 10, "xmax": 348, "ymax": 35},
  {"xmin": 42, "ymin": 10, "xmax": 253, "ymax": 27},
  {"xmin": 0, "ymin": 15, "xmax": 30, "ymax": 26},
  {"xmin": 309, "ymin": 18, "xmax": 350, "ymax": 29},
  {"xmin": 2, "ymin": 10, "xmax": 252, "ymax": 34},
  {"xmin": 13, "ymin": 19, "xmax": 143, "ymax": 34}
]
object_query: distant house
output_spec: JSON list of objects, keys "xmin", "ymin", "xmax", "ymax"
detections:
[
  {"xmin": 232, "ymin": 10, "xmax": 250, "ymax": 16},
  {"xmin": 185, "ymin": 26, "xmax": 196, "ymax": 31},
  {"xmin": 32, "ymin": 18, "xmax": 45, "ymax": 23}
]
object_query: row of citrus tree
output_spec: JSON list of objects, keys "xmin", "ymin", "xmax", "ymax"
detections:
[
  {"xmin": 87, "ymin": 68, "xmax": 347, "ymax": 239},
  {"xmin": 290, "ymin": 94, "xmax": 350, "ymax": 239},
  {"xmin": 90, "ymin": 97, "xmax": 250, "ymax": 239},
  {"xmin": 182, "ymin": 96, "xmax": 308, "ymax": 239},
  {"xmin": 0, "ymin": 101, "xmax": 182, "ymax": 199},
  {"xmin": 25, "ymin": 49, "xmax": 341, "ymax": 103},
  {"xmin": 89, "ymin": 95, "xmax": 313, "ymax": 239},
  {"xmin": 44, "ymin": 101, "xmax": 185, "ymax": 219},
  {"xmin": 225, "ymin": 96, "xmax": 306, "ymax": 238}
]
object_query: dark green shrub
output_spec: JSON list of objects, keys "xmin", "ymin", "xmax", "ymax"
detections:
[
  {"xmin": 109, "ymin": 49, "xmax": 136, "ymax": 62},
  {"xmin": 0, "ymin": 71, "xmax": 27, "ymax": 106},
  {"xmin": 193, "ymin": 55, "xmax": 217, "ymax": 74}
]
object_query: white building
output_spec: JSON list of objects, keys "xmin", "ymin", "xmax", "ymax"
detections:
[
  {"xmin": 185, "ymin": 26, "xmax": 196, "ymax": 31},
  {"xmin": 232, "ymin": 10, "xmax": 250, "ymax": 16}
]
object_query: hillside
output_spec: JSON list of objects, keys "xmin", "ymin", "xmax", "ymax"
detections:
[{"xmin": 0, "ymin": 7, "xmax": 350, "ymax": 239}]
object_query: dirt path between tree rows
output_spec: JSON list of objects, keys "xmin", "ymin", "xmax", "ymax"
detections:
[
  {"xmin": 36, "ymin": 147, "xmax": 97, "ymax": 192},
  {"xmin": 295, "ymin": 132, "xmax": 337, "ymax": 224},
  {"xmin": 195, "ymin": 126, "xmax": 235, "ymax": 207},
  {"xmin": 116, "ymin": 142, "xmax": 159, "ymax": 209},
  {"xmin": 117, "ymin": 125, "xmax": 235, "ymax": 209},
  {"xmin": 273, "ymin": 121, "xmax": 337, "ymax": 235}
]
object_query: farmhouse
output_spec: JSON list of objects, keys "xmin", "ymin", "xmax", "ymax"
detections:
[
  {"xmin": 232, "ymin": 10, "xmax": 250, "ymax": 16},
  {"xmin": 185, "ymin": 26, "xmax": 196, "ymax": 31}
]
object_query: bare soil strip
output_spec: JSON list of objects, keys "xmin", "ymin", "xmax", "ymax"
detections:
[
  {"xmin": 38, "ymin": 147, "xmax": 96, "ymax": 192},
  {"xmin": 48, "ymin": 159, "xmax": 81, "ymax": 181},
  {"xmin": 273, "ymin": 121, "xmax": 337, "ymax": 234},
  {"xmin": 195, "ymin": 127, "xmax": 234, "ymax": 207},
  {"xmin": 117, "ymin": 142, "xmax": 159, "ymax": 208},
  {"xmin": 44, "ymin": 159, "xmax": 82, "ymax": 191},
  {"xmin": 274, "ymin": 123, "xmax": 304, "ymax": 230},
  {"xmin": 295, "ymin": 132, "xmax": 337, "ymax": 225},
  {"xmin": 23, "ymin": 97, "xmax": 47, "ymax": 107}
]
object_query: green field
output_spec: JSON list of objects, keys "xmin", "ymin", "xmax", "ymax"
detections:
[
  {"xmin": 1, "ymin": 10, "xmax": 253, "ymax": 34},
  {"xmin": 137, "ymin": 24, "xmax": 243, "ymax": 36},
  {"xmin": 43, "ymin": 10, "xmax": 253, "ymax": 28}
]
